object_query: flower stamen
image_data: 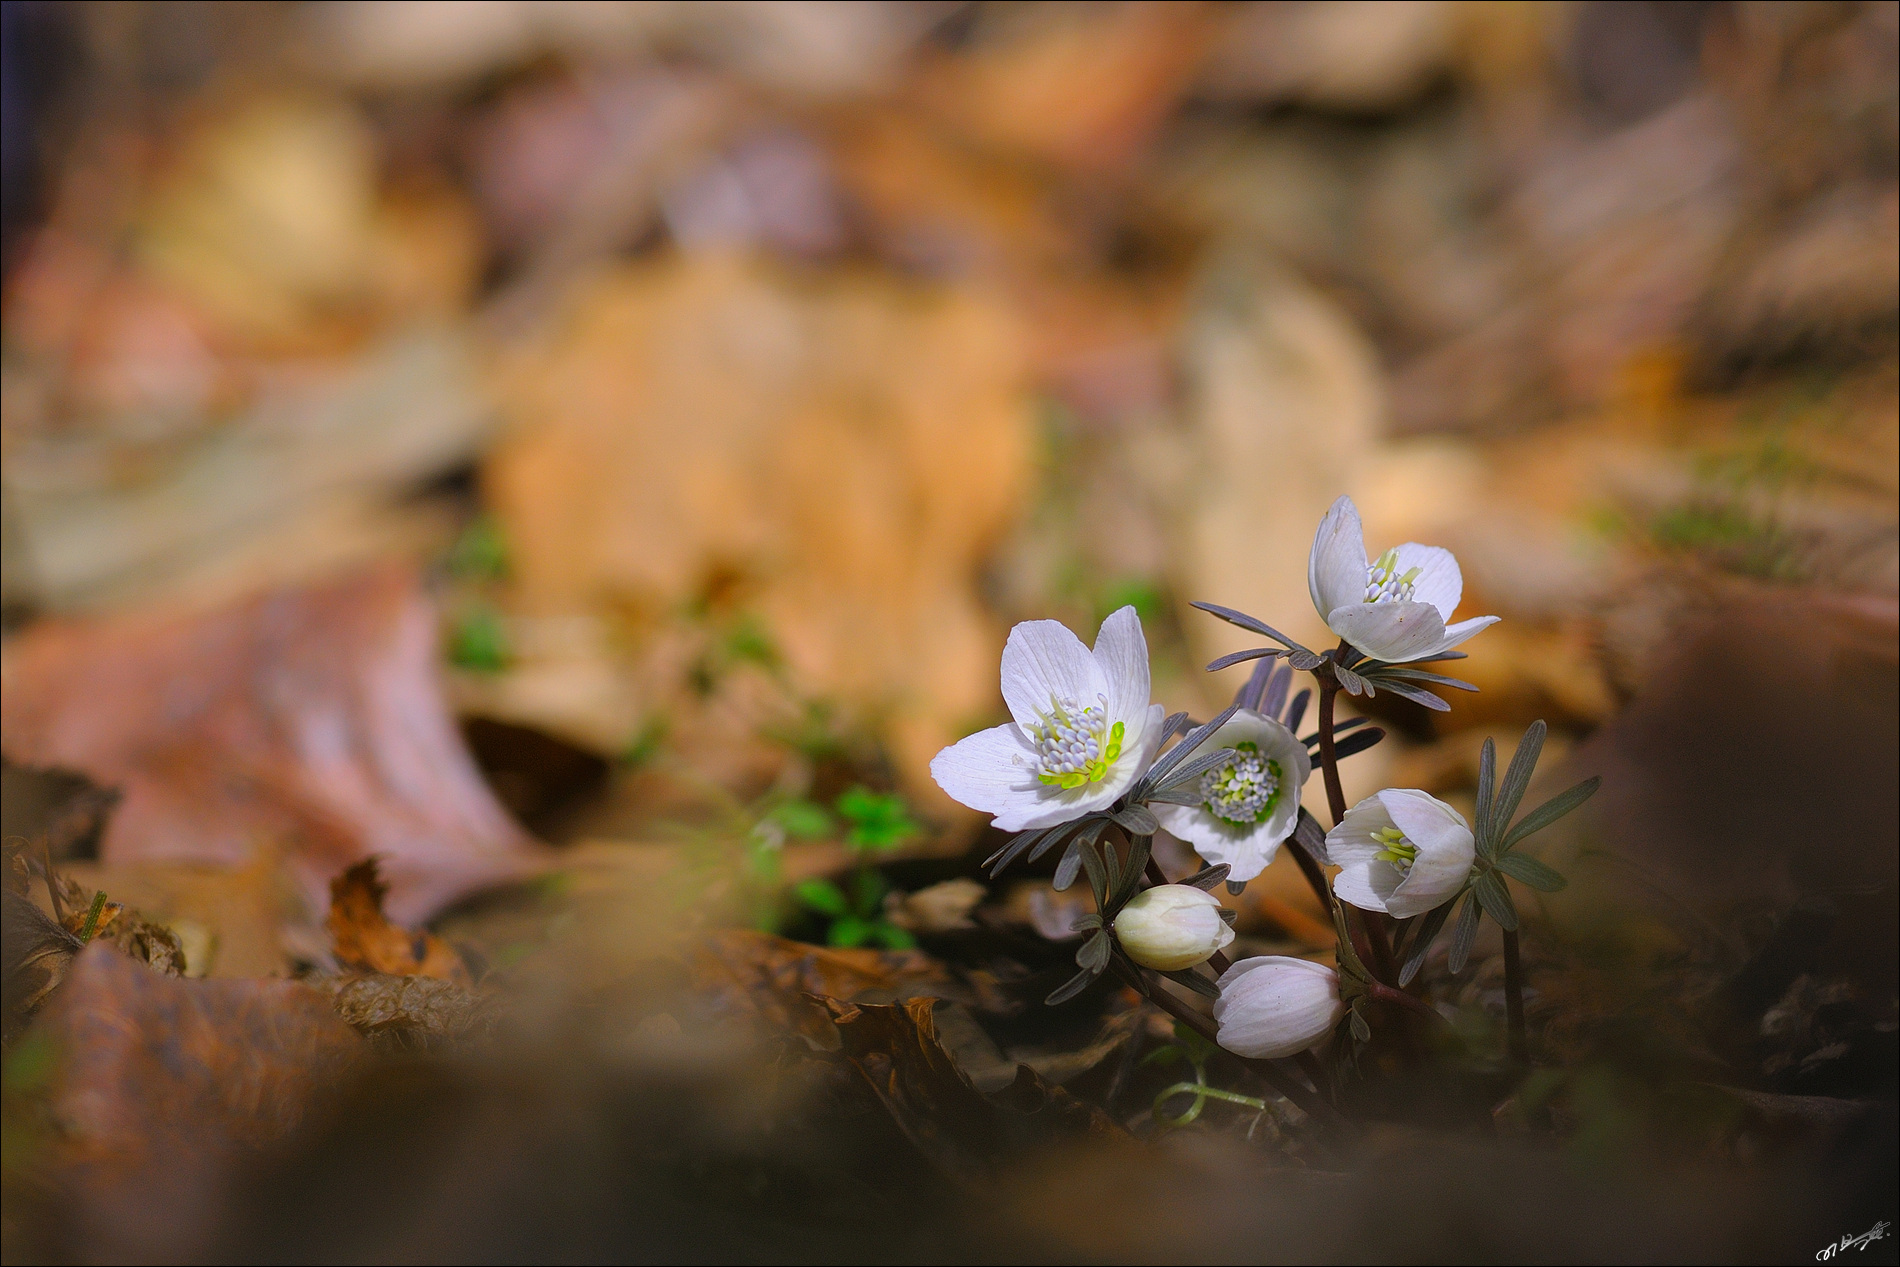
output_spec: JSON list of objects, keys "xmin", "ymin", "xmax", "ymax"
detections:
[
  {"xmin": 1028, "ymin": 694, "xmax": 1124, "ymax": 789},
  {"xmin": 1199, "ymin": 742, "xmax": 1282, "ymax": 826},
  {"xmin": 1364, "ymin": 549, "xmax": 1422, "ymax": 604},
  {"xmin": 1371, "ymin": 825, "xmax": 1418, "ymax": 868}
]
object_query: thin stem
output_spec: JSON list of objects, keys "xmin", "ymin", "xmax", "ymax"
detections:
[
  {"xmin": 1358, "ymin": 907, "xmax": 1396, "ymax": 986},
  {"xmin": 1364, "ymin": 980, "xmax": 1450, "ymax": 1029},
  {"xmin": 1316, "ymin": 666, "xmax": 1395, "ymax": 985},
  {"xmin": 1284, "ymin": 836, "xmax": 1333, "ymax": 915},
  {"xmin": 1315, "ymin": 678, "xmax": 1348, "ymax": 826},
  {"xmin": 1502, "ymin": 929, "xmax": 1528, "ymax": 1062},
  {"xmin": 1293, "ymin": 1049, "xmax": 1334, "ymax": 1102}
]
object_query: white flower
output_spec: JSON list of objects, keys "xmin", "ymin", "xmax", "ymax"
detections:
[
  {"xmin": 1326, "ymin": 788, "xmax": 1475, "ymax": 918},
  {"xmin": 1214, "ymin": 956, "xmax": 1345, "ymax": 1060},
  {"xmin": 1113, "ymin": 884, "xmax": 1235, "ymax": 971},
  {"xmin": 1307, "ymin": 495, "xmax": 1498, "ymax": 664},
  {"xmin": 1151, "ymin": 710, "xmax": 1310, "ymax": 883},
  {"xmin": 930, "ymin": 606, "xmax": 1166, "ymax": 832}
]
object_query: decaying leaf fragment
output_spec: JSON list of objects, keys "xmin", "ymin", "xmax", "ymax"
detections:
[
  {"xmin": 821, "ymin": 995, "xmax": 1126, "ymax": 1183},
  {"xmin": 305, "ymin": 972, "xmax": 492, "ymax": 1047},
  {"xmin": 24, "ymin": 943, "xmax": 362, "ymax": 1260},
  {"xmin": 326, "ymin": 858, "xmax": 469, "ymax": 983}
]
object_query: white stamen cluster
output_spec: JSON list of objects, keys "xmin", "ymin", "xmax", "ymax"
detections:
[
  {"xmin": 1028, "ymin": 696, "xmax": 1108, "ymax": 778},
  {"xmin": 1364, "ymin": 550, "xmax": 1417, "ymax": 604},
  {"xmin": 1200, "ymin": 747, "xmax": 1279, "ymax": 825}
]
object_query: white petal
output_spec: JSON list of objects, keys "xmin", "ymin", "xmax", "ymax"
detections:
[
  {"xmin": 1308, "ymin": 495, "xmax": 1368, "ymax": 623},
  {"xmin": 1325, "ymin": 600, "xmax": 1448, "ymax": 664},
  {"xmin": 1091, "ymin": 606, "xmax": 1151, "ymax": 730},
  {"xmin": 929, "ymin": 724, "xmax": 1041, "ymax": 815},
  {"xmin": 1379, "ymin": 789, "xmax": 1474, "ymax": 916},
  {"xmin": 1419, "ymin": 615, "xmax": 1500, "ymax": 659},
  {"xmin": 1379, "ymin": 787, "xmax": 1468, "ymax": 842},
  {"xmin": 1323, "ymin": 794, "xmax": 1397, "ymax": 867},
  {"xmin": 999, "ymin": 619, "xmax": 1104, "ymax": 732},
  {"xmin": 1214, "ymin": 957, "xmax": 1344, "ymax": 1060},
  {"xmin": 1333, "ymin": 859, "xmax": 1405, "ymax": 913},
  {"xmin": 1390, "ymin": 543, "xmax": 1462, "ymax": 623}
]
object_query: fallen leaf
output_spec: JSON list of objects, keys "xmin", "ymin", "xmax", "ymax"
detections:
[
  {"xmin": 326, "ymin": 859, "xmax": 470, "ymax": 983},
  {"xmin": 821, "ymin": 995, "xmax": 1127, "ymax": 1183},
  {"xmin": 0, "ymin": 565, "xmax": 547, "ymax": 925},
  {"xmin": 692, "ymin": 929, "xmax": 977, "ymax": 1045},
  {"xmin": 2, "ymin": 890, "xmax": 81, "ymax": 1044},
  {"xmin": 486, "ymin": 252, "xmax": 1033, "ymax": 803},
  {"xmin": 26, "ymin": 943, "xmax": 361, "ymax": 1261},
  {"xmin": 305, "ymin": 972, "xmax": 492, "ymax": 1048}
]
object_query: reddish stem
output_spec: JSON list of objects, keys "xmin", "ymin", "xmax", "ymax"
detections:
[{"xmin": 1503, "ymin": 929, "xmax": 1528, "ymax": 1062}]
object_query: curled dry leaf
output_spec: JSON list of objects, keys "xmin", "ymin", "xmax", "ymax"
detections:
[
  {"xmin": 0, "ymin": 565, "xmax": 546, "ymax": 925},
  {"xmin": 326, "ymin": 859, "xmax": 470, "ymax": 983},
  {"xmin": 2, "ymin": 890, "xmax": 82, "ymax": 1043}
]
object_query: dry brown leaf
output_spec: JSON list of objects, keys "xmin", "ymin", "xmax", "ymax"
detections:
[
  {"xmin": 487, "ymin": 253, "xmax": 1033, "ymax": 801},
  {"xmin": 26, "ymin": 943, "xmax": 362, "ymax": 1261},
  {"xmin": 0, "ymin": 565, "xmax": 546, "ymax": 924},
  {"xmin": 326, "ymin": 858, "xmax": 470, "ymax": 983},
  {"xmin": 822, "ymin": 995, "xmax": 1127, "ymax": 1183},
  {"xmin": 306, "ymin": 971, "xmax": 492, "ymax": 1046},
  {"xmin": 692, "ymin": 929, "xmax": 972, "ymax": 1044}
]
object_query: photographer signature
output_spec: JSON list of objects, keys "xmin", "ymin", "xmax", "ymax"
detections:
[{"xmin": 1817, "ymin": 1221, "xmax": 1891, "ymax": 1261}]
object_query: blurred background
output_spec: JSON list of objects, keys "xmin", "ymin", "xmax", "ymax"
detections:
[{"xmin": 1, "ymin": 2, "xmax": 1895, "ymax": 1261}]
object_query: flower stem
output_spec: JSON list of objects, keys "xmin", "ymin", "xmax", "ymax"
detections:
[
  {"xmin": 1316, "ymin": 664, "xmax": 1396, "ymax": 985},
  {"xmin": 1284, "ymin": 837, "xmax": 1334, "ymax": 916},
  {"xmin": 1315, "ymin": 677, "xmax": 1348, "ymax": 826},
  {"xmin": 1502, "ymin": 928, "xmax": 1528, "ymax": 1062},
  {"xmin": 1364, "ymin": 980, "xmax": 1449, "ymax": 1029}
]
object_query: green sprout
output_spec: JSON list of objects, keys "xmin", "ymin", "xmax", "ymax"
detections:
[
  {"xmin": 779, "ymin": 788, "xmax": 922, "ymax": 948},
  {"xmin": 1145, "ymin": 1022, "xmax": 1270, "ymax": 1130},
  {"xmin": 446, "ymin": 515, "xmax": 510, "ymax": 583},
  {"xmin": 447, "ymin": 603, "xmax": 510, "ymax": 673},
  {"xmin": 836, "ymin": 786, "xmax": 918, "ymax": 853}
]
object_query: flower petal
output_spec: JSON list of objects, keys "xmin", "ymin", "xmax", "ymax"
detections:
[
  {"xmin": 1425, "ymin": 614, "xmax": 1499, "ymax": 657},
  {"xmin": 1214, "ymin": 956, "xmax": 1344, "ymax": 1060},
  {"xmin": 1333, "ymin": 859, "xmax": 1405, "ymax": 913},
  {"xmin": 1091, "ymin": 605, "xmax": 1151, "ymax": 731},
  {"xmin": 1379, "ymin": 789, "xmax": 1474, "ymax": 917},
  {"xmin": 1390, "ymin": 543, "xmax": 1462, "ymax": 622},
  {"xmin": 1325, "ymin": 600, "xmax": 1448, "ymax": 664},
  {"xmin": 1308, "ymin": 495, "xmax": 1369, "ymax": 623},
  {"xmin": 1000, "ymin": 619, "xmax": 1104, "ymax": 732},
  {"xmin": 1323, "ymin": 794, "xmax": 1396, "ymax": 866},
  {"xmin": 1379, "ymin": 787, "xmax": 1468, "ymax": 841},
  {"xmin": 929, "ymin": 724, "xmax": 1041, "ymax": 816}
]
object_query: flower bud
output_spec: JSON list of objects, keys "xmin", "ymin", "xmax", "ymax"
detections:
[
  {"xmin": 1112, "ymin": 884, "xmax": 1234, "ymax": 971},
  {"xmin": 1213, "ymin": 956, "xmax": 1345, "ymax": 1060}
]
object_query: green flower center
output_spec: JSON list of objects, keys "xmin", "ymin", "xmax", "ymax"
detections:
[
  {"xmin": 1372, "ymin": 825, "xmax": 1417, "ymax": 868},
  {"xmin": 1029, "ymin": 694, "xmax": 1124, "ymax": 789},
  {"xmin": 1200, "ymin": 742, "xmax": 1282, "ymax": 826},
  {"xmin": 1364, "ymin": 548, "xmax": 1421, "ymax": 604}
]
